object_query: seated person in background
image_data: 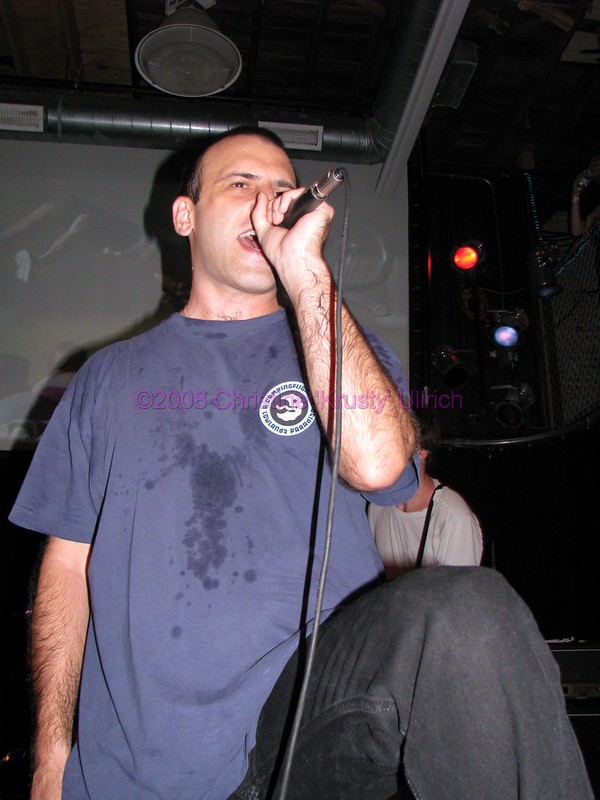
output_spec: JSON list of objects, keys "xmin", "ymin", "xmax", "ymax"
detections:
[{"xmin": 369, "ymin": 406, "xmax": 483, "ymax": 579}]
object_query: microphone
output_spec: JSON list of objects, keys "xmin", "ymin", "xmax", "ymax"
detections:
[{"xmin": 280, "ymin": 168, "xmax": 345, "ymax": 229}]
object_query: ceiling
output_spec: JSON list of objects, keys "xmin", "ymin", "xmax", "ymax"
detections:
[{"xmin": 0, "ymin": 0, "xmax": 599, "ymax": 218}]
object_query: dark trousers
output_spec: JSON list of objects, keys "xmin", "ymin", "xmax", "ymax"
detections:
[{"xmin": 230, "ymin": 567, "xmax": 594, "ymax": 800}]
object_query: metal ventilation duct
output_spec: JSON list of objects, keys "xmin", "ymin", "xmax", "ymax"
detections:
[{"xmin": 0, "ymin": 0, "xmax": 467, "ymax": 173}]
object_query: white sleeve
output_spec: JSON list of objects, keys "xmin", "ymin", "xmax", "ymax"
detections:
[{"xmin": 432, "ymin": 497, "xmax": 483, "ymax": 567}]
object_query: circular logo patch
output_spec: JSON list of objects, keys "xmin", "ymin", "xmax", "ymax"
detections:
[{"xmin": 259, "ymin": 381, "xmax": 315, "ymax": 436}]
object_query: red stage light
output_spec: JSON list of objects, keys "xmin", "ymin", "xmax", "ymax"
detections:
[
  {"xmin": 449, "ymin": 240, "xmax": 485, "ymax": 275},
  {"xmin": 453, "ymin": 246, "xmax": 478, "ymax": 270}
]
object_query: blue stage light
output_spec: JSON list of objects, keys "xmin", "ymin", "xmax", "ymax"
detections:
[
  {"xmin": 493, "ymin": 324, "xmax": 519, "ymax": 348},
  {"xmin": 490, "ymin": 309, "xmax": 528, "ymax": 350}
]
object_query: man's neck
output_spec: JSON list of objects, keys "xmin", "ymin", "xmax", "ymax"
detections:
[
  {"xmin": 396, "ymin": 473, "xmax": 436, "ymax": 513},
  {"xmin": 183, "ymin": 287, "xmax": 281, "ymax": 321}
]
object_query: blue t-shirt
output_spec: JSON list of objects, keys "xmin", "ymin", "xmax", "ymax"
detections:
[{"xmin": 10, "ymin": 310, "xmax": 417, "ymax": 800}]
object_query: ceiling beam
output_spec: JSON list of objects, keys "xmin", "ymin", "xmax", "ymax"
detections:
[
  {"xmin": 58, "ymin": 0, "xmax": 84, "ymax": 84},
  {"xmin": 375, "ymin": 0, "xmax": 471, "ymax": 199},
  {"xmin": 0, "ymin": 0, "xmax": 32, "ymax": 76}
]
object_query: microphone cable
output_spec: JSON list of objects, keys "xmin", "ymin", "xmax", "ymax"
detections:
[{"xmin": 274, "ymin": 168, "xmax": 350, "ymax": 800}]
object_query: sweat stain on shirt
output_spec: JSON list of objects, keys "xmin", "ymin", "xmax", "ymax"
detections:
[{"xmin": 175, "ymin": 434, "xmax": 240, "ymax": 588}]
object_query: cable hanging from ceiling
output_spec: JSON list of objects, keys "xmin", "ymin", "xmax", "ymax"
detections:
[{"xmin": 522, "ymin": 171, "xmax": 562, "ymax": 298}]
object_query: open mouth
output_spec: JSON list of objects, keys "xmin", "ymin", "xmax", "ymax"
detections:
[{"xmin": 239, "ymin": 229, "xmax": 263, "ymax": 252}]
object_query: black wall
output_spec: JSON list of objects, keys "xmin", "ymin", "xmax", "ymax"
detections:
[{"xmin": 434, "ymin": 424, "xmax": 599, "ymax": 640}]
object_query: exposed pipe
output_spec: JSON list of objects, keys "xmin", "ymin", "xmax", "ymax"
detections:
[
  {"xmin": 0, "ymin": 0, "xmax": 457, "ymax": 163},
  {"xmin": 0, "ymin": 91, "xmax": 379, "ymax": 163}
]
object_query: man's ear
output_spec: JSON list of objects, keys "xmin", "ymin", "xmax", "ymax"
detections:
[{"xmin": 172, "ymin": 196, "xmax": 194, "ymax": 237}]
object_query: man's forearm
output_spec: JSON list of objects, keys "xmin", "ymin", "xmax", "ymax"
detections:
[
  {"xmin": 571, "ymin": 188, "xmax": 584, "ymax": 236},
  {"xmin": 293, "ymin": 269, "xmax": 416, "ymax": 491},
  {"xmin": 252, "ymin": 186, "xmax": 416, "ymax": 488},
  {"xmin": 30, "ymin": 537, "xmax": 90, "ymax": 791}
]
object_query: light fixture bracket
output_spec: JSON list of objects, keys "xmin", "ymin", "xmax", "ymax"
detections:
[{"xmin": 165, "ymin": 0, "xmax": 216, "ymax": 15}]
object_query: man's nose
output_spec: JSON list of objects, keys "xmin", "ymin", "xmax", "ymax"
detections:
[{"xmin": 258, "ymin": 180, "xmax": 289, "ymax": 201}]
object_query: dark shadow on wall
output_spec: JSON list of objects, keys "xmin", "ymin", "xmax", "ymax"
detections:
[{"xmin": 0, "ymin": 144, "xmax": 203, "ymax": 453}]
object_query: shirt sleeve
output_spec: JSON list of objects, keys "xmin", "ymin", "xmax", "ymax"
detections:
[
  {"xmin": 432, "ymin": 495, "xmax": 484, "ymax": 567},
  {"xmin": 360, "ymin": 327, "xmax": 420, "ymax": 506},
  {"xmin": 8, "ymin": 350, "xmax": 114, "ymax": 543}
]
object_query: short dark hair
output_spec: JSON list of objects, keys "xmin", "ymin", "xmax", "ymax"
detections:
[
  {"xmin": 415, "ymin": 407, "xmax": 441, "ymax": 453},
  {"xmin": 414, "ymin": 406, "xmax": 441, "ymax": 474},
  {"xmin": 183, "ymin": 125, "xmax": 293, "ymax": 203}
]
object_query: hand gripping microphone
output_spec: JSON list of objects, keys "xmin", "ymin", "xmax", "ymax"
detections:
[{"xmin": 280, "ymin": 168, "xmax": 345, "ymax": 229}]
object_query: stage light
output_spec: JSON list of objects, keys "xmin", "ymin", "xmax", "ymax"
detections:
[
  {"xmin": 431, "ymin": 346, "xmax": 469, "ymax": 389},
  {"xmin": 450, "ymin": 240, "xmax": 485, "ymax": 274},
  {"xmin": 527, "ymin": 243, "xmax": 561, "ymax": 298},
  {"xmin": 490, "ymin": 309, "xmax": 528, "ymax": 350},
  {"xmin": 491, "ymin": 383, "xmax": 535, "ymax": 429}
]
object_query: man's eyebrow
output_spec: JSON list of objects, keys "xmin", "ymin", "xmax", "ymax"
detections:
[{"xmin": 219, "ymin": 171, "xmax": 295, "ymax": 189}]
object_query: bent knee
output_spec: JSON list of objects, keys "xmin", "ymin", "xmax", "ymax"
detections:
[{"xmin": 384, "ymin": 566, "xmax": 531, "ymax": 636}]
